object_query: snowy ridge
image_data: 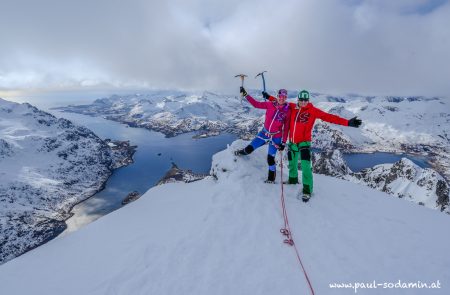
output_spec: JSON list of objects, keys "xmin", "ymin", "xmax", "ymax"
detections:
[
  {"xmin": 0, "ymin": 98, "xmax": 135, "ymax": 264},
  {"xmin": 0, "ymin": 140, "xmax": 449, "ymax": 294}
]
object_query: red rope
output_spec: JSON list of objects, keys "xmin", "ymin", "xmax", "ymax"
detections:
[{"xmin": 279, "ymin": 153, "xmax": 315, "ymax": 295}]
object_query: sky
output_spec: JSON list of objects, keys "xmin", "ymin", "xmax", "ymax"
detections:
[{"xmin": 1, "ymin": 0, "xmax": 450, "ymax": 97}]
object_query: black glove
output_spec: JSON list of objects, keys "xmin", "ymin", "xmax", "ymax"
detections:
[
  {"xmin": 348, "ymin": 117, "xmax": 362, "ymax": 128},
  {"xmin": 240, "ymin": 86, "xmax": 248, "ymax": 97},
  {"xmin": 278, "ymin": 143, "xmax": 285, "ymax": 151},
  {"xmin": 262, "ymin": 91, "xmax": 269, "ymax": 100}
]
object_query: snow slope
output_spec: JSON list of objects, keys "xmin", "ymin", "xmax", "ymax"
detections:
[{"xmin": 0, "ymin": 140, "xmax": 448, "ymax": 295}]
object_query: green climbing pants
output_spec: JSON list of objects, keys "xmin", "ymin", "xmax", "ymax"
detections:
[{"xmin": 287, "ymin": 141, "xmax": 313, "ymax": 194}]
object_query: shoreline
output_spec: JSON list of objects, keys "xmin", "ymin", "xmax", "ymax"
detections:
[{"xmin": 60, "ymin": 140, "xmax": 137, "ymax": 235}]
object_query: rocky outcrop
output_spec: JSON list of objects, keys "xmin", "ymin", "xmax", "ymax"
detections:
[
  {"xmin": 312, "ymin": 149, "xmax": 351, "ymax": 178},
  {"xmin": 122, "ymin": 191, "xmax": 141, "ymax": 205},
  {"xmin": 157, "ymin": 163, "xmax": 207, "ymax": 185}
]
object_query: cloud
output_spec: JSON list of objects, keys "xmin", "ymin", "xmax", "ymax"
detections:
[{"xmin": 1, "ymin": 0, "xmax": 449, "ymax": 96}]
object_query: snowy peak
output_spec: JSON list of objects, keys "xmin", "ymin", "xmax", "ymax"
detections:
[{"xmin": 349, "ymin": 157, "xmax": 449, "ymax": 212}]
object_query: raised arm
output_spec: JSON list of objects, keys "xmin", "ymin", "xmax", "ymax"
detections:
[{"xmin": 240, "ymin": 87, "xmax": 268, "ymax": 109}]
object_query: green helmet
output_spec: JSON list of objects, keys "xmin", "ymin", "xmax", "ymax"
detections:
[{"xmin": 298, "ymin": 90, "xmax": 310, "ymax": 101}]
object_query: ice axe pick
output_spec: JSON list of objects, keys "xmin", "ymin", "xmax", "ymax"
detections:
[{"xmin": 234, "ymin": 74, "xmax": 247, "ymax": 87}]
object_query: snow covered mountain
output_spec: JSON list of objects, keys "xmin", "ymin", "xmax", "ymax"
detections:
[
  {"xmin": 313, "ymin": 150, "xmax": 449, "ymax": 213},
  {"xmin": 310, "ymin": 94, "xmax": 450, "ymax": 181},
  {"xmin": 54, "ymin": 90, "xmax": 265, "ymax": 139},
  {"xmin": 0, "ymin": 140, "xmax": 448, "ymax": 295},
  {"xmin": 0, "ymin": 98, "xmax": 135, "ymax": 264}
]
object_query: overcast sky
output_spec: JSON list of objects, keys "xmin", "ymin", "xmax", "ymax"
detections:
[{"xmin": 1, "ymin": 0, "xmax": 449, "ymax": 96}]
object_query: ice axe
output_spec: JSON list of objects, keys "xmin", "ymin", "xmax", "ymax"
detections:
[
  {"xmin": 255, "ymin": 71, "xmax": 267, "ymax": 92},
  {"xmin": 255, "ymin": 71, "xmax": 268, "ymax": 100},
  {"xmin": 235, "ymin": 74, "xmax": 248, "ymax": 108},
  {"xmin": 234, "ymin": 74, "xmax": 247, "ymax": 87}
]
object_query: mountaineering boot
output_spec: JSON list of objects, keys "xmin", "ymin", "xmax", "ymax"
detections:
[
  {"xmin": 296, "ymin": 191, "xmax": 311, "ymax": 202},
  {"xmin": 234, "ymin": 145, "xmax": 254, "ymax": 156},
  {"xmin": 264, "ymin": 170, "xmax": 276, "ymax": 184},
  {"xmin": 234, "ymin": 149, "xmax": 246, "ymax": 156},
  {"xmin": 302, "ymin": 193, "xmax": 311, "ymax": 203}
]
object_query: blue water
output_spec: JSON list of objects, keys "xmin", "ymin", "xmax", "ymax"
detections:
[
  {"xmin": 49, "ymin": 111, "xmax": 236, "ymax": 215},
  {"xmin": 343, "ymin": 152, "xmax": 431, "ymax": 172}
]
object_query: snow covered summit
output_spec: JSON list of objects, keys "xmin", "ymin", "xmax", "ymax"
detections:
[{"xmin": 0, "ymin": 140, "xmax": 449, "ymax": 294}]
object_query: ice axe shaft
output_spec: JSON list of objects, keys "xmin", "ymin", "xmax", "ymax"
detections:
[
  {"xmin": 234, "ymin": 74, "xmax": 247, "ymax": 87},
  {"xmin": 255, "ymin": 71, "xmax": 267, "ymax": 92}
]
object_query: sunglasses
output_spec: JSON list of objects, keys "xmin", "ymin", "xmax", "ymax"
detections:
[{"xmin": 298, "ymin": 98, "xmax": 309, "ymax": 102}]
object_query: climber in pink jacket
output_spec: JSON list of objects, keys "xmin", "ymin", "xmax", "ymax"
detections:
[{"xmin": 234, "ymin": 87, "xmax": 291, "ymax": 183}]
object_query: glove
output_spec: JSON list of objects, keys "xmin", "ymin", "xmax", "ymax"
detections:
[
  {"xmin": 240, "ymin": 86, "xmax": 248, "ymax": 97},
  {"xmin": 262, "ymin": 91, "xmax": 269, "ymax": 100},
  {"xmin": 348, "ymin": 116, "xmax": 362, "ymax": 128},
  {"xmin": 278, "ymin": 143, "xmax": 285, "ymax": 151}
]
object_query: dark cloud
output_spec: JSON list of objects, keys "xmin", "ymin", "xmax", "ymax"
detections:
[{"xmin": 0, "ymin": 0, "xmax": 449, "ymax": 96}]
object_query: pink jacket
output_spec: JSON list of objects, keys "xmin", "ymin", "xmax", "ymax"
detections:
[{"xmin": 245, "ymin": 94, "xmax": 291, "ymax": 142}]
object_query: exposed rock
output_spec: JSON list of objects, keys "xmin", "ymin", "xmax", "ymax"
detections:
[
  {"xmin": 122, "ymin": 191, "xmax": 141, "ymax": 205},
  {"xmin": 0, "ymin": 139, "xmax": 14, "ymax": 158},
  {"xmin": 157, "ymin": 163, "xmax": 207, "ymax": 185},
  {"xmin": 436, "ymin": 180, "xmax": 449, "ymax": 211},
  {"xmin": 312, "ymin": 149, "xmax": 351, "ymax": 178}
]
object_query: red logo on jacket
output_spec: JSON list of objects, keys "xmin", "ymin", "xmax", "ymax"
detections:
[{"xmin": 297, "ymin": 112, "xmax": 310, "ymax": 123}]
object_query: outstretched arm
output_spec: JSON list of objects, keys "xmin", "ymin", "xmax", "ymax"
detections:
[{"xmin": 314, "ymin": 107, "xmax": 349, "ymax": 126}]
